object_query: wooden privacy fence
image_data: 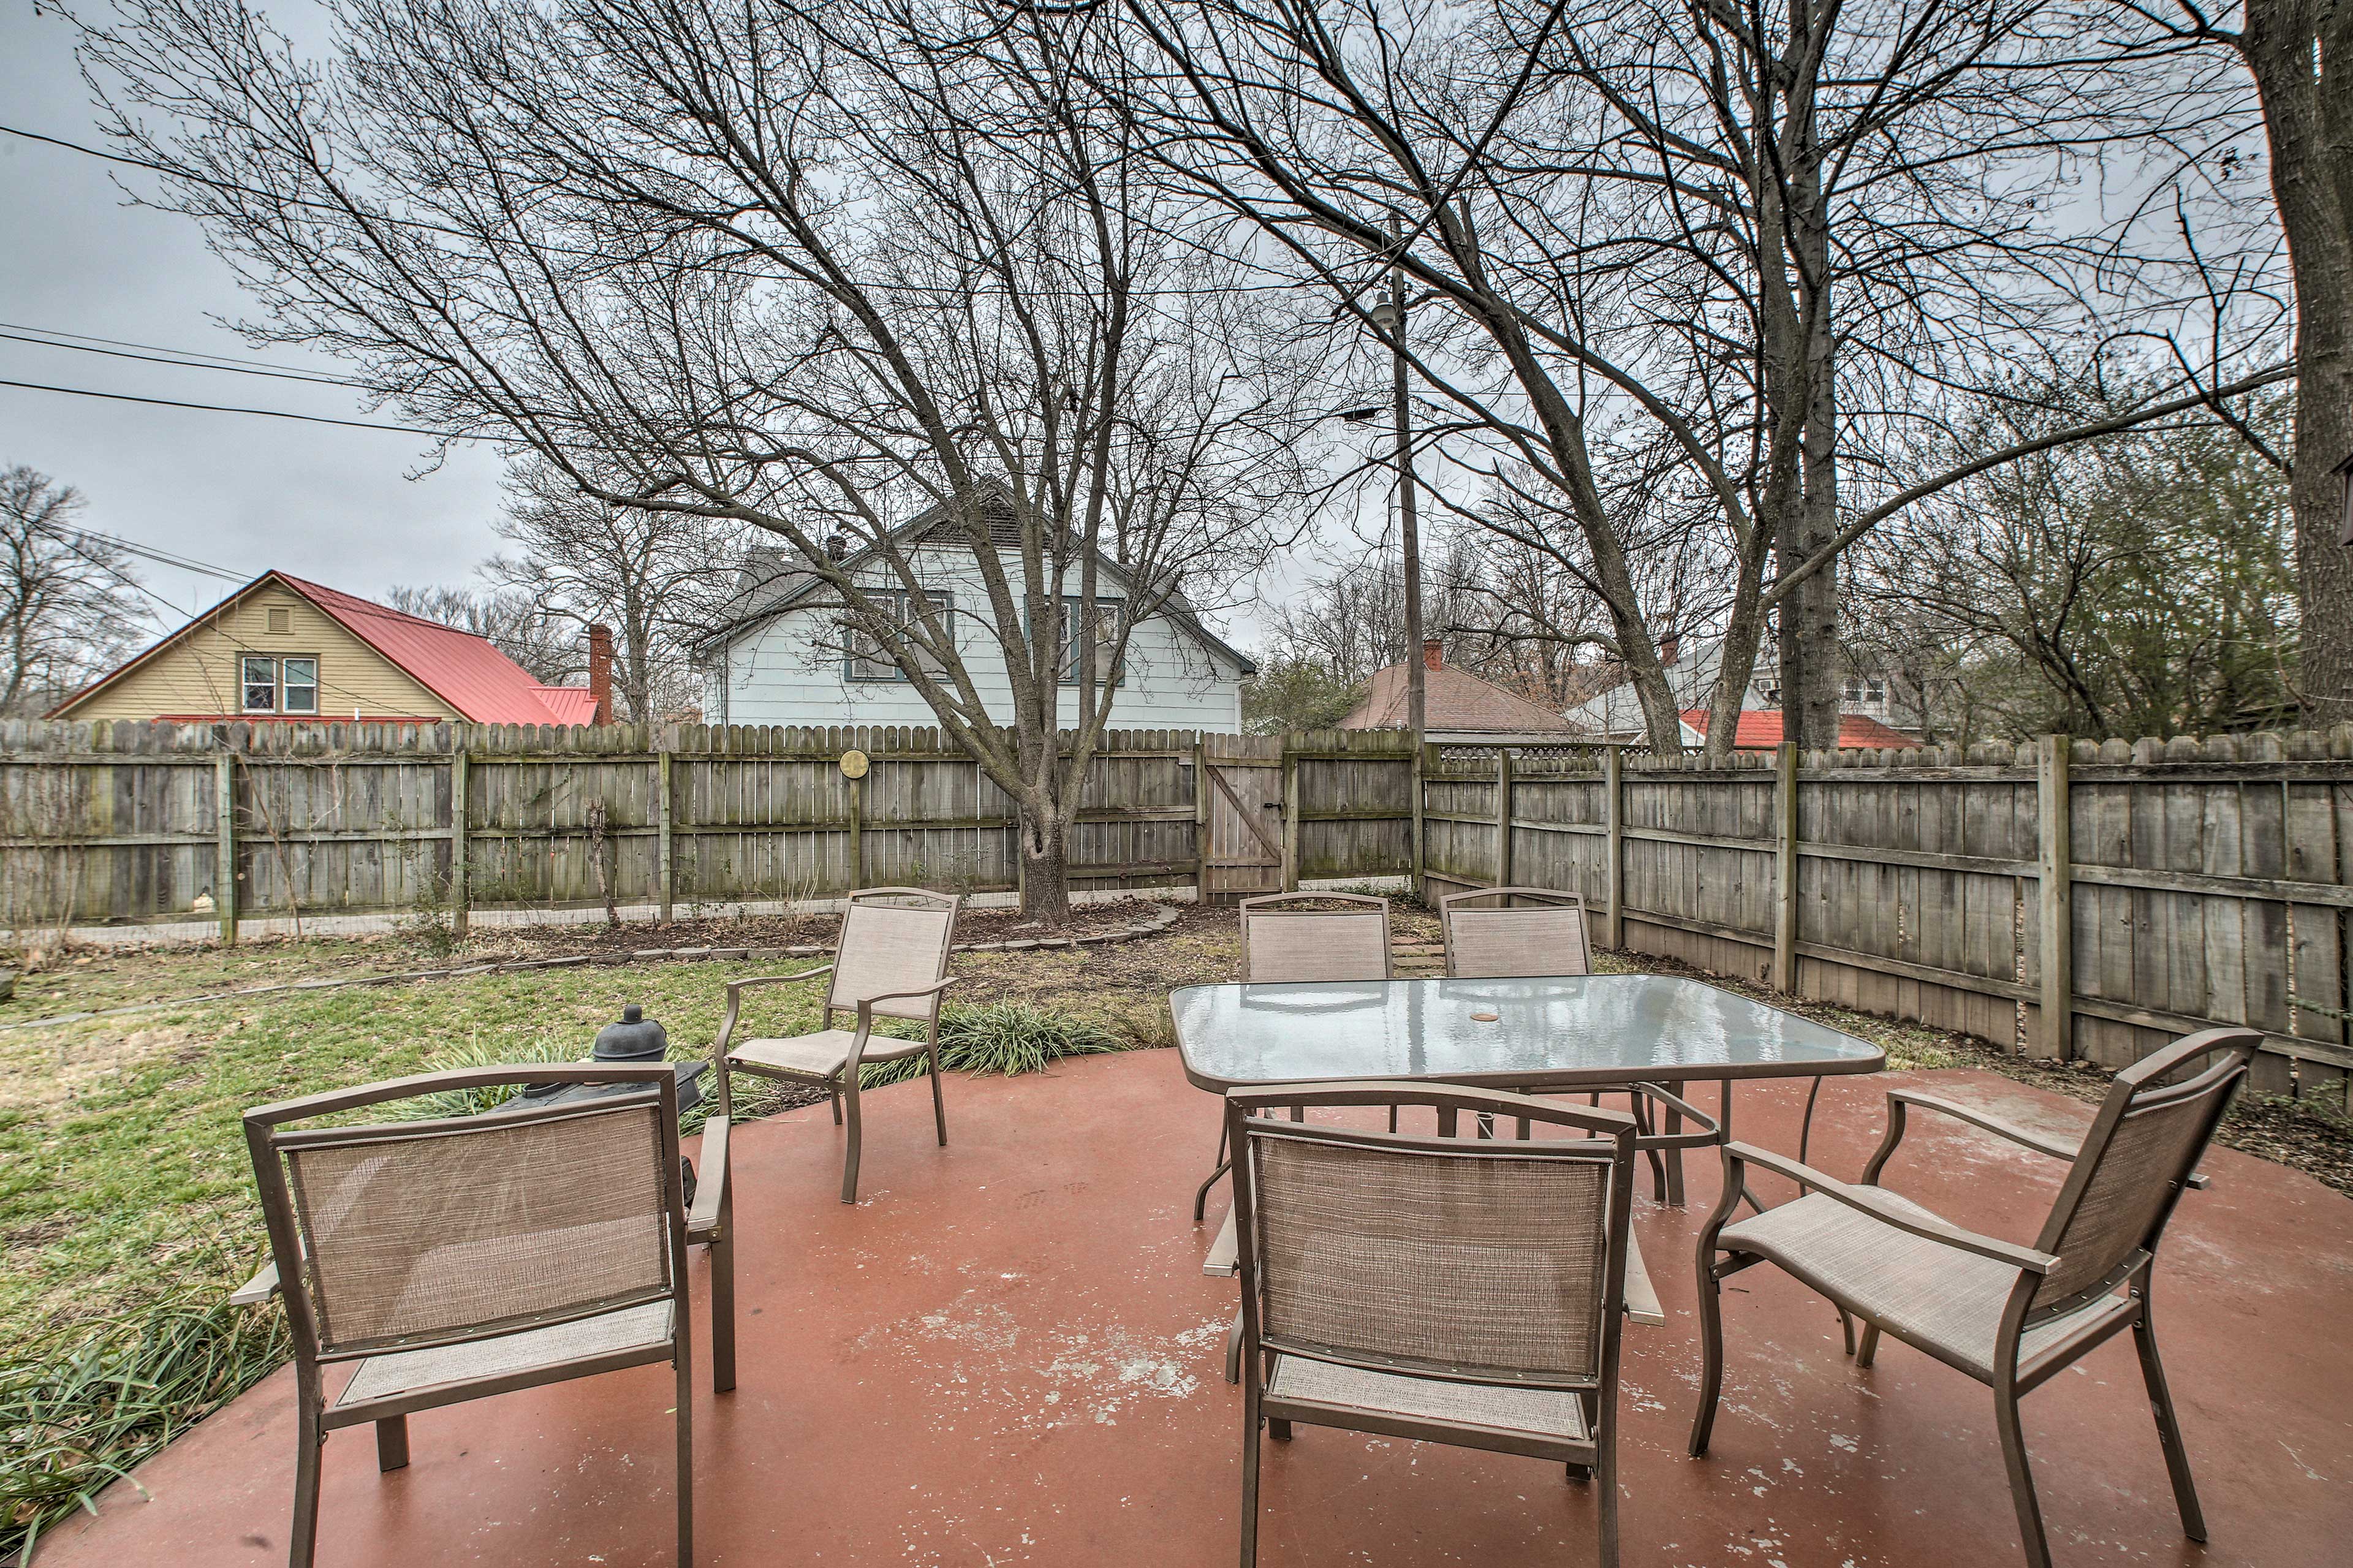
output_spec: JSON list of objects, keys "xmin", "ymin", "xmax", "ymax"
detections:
[
  {"xmin": 6, "ymin": 716, "xmax": 2347, "ymax": 1105},
  {"xmin": 1419, "ymin": 733, "xmax": 2353, "ymax": 1108},
  {"xmin": 0, "ymin": 719, "xmax": 1415, "ymax": 940}
]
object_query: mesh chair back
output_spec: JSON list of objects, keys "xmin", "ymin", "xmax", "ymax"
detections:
[
  {"xmin": 2033, "ymin": 1056, "xmax": 2245, "ymax": 1312},
  {"xmin": 1244, "ymin": 1126, "xmax": 1615, "ymax": 1382},
  {"xmin": 278, "ymin": 1099, "xmax": 674, "ymax": 1357},
  {"xmin": 1443, "ymin": 891, "xmax": 1592, "ymax": 979},
  {"xmin": 830, "ymin": 890, "xmax": 957, "ymax": 1021},
  {"xmin": 1239, "ymin": 895, "xmax": 1391, "ymax": 983}
]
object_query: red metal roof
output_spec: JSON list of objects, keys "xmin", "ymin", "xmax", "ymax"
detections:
[
  {"xmin": 275, "ymin": 574, "xmax": 593, "ymax": 725},
  {"xmin": 49, "ymin": 571, "xmax": 593, "ymax": 725},
  {"xmin": 1680, "ymin": 708, "xmax": 1922, "ymax": 750}
]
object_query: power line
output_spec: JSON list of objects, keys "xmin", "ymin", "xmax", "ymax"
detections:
[
  {"xmin": 0, "ymin": 327, "xmax": 365, "ymax": 387},
  {"xmin": 0, "ymin": 377, "xmax": 453, "ymax": 436},
  {"xmin": 0, "ymin": 320, "xmax": 358, "ymax": 379}
]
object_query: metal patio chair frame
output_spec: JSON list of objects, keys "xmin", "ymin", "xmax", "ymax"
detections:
[
  {"xmin": 1689, "ymin": 1027, "xmax": 2257, "ymax": 1568},
  {"xmin": 235, "ymin": 1062, "xmax": 695, "ymax": 1568},
  {"xmin": 1434, "ymin": 884, "xmax": 1683, "ymax": 1197},
  {"xmin": 1228, "ymin": 1080, "xmax": 1640, "ymax": 1568},
  {"xmin": 711, "ymin": 885, "xmax": 963, "ymax": 1208},
  {"xmin": 1192, "ymin": 892, "xmax": 1396, "ymax": 1225}
]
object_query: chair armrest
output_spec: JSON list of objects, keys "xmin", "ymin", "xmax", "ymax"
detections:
[
  {"xmin": 1721, "ymin": 1141, "xmax": 2057, "ymax": 1273},
  {"xmin": 718, "ymin": 967, "xmax": 835, "ymax": 1054},
  {"xmin": 687, "ymin": 1115, "xmax": 728, "ymax": 1241},
  {"xmin": 1627, "ymin": 1081, "xmax": 1721, "ymax": 1148},
  {"xmin": 1870, "ymin": 1087, "xmax": 2211, "ymax": 1190},
  {"xmin": 230, "ymin": 1260, "xmax": 281, "ymax": 1306},
  {"xmin": 851, "ymin": 976, "xmax": 965, "ymax": 1031},
  {"xmin": 726, "ymin": 967, "xmax": 833, "ymax": 1001},
  {"xmin": 1887, "ymin": 1089, "xmax": 2080, "ymax": 1160}
]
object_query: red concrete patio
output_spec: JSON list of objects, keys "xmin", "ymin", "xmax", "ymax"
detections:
[{"xmin": 36, "ymin": 1050, "xmax": 2352, "ymax": 1568}]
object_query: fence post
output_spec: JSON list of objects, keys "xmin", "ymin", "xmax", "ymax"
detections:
[
  {"xmin": 450, "ymin": 748, "xmax": 470, "ymax": 937},
  {"xmin": 2035, "ymin": 733, "xmax": 2074, "ymax": 1060},
  {"xmin": 656, "ymin": 741, "xmax": 675, "ymax": 922},
  {"xmin": 1193, "ymin": 732, "xmax": 1210, "ymax": 905},
  {"xmin": 847, "ymin": 771, "xmax": 865, "ymax": 893},
  {"xmin": 1409, "ymin": 739, "xmax": 1427, "ymax": 896},
  {"xmin": 1494, "ymin": 748, "xmax": 1514, "ymax": 887},
  {"xmin": 1773, "ymin": 742, "xmax": 1798, "ymax": 993},
  {"xmin": 1281, "ymin": 741, "xmax": 1301, "ymax": 892},
  {"xmin": 213, "ymin": 749, "xmax": 237, "ymax": 946},
  {"xmin": 1602, "ymin": 744, "xmax": 1624, "ymax": 950}
]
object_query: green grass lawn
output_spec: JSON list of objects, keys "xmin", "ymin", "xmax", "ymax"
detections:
[{"xmin": 0, "ymin": 920, "xmax": 1237, "ymax": 1339}]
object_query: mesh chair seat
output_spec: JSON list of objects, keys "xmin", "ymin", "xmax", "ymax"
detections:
[
  {"xmin": 337, "ymin": 1301, "xmax": 675, "ymax": 1409},
  {"xmin": 1718, "ymin": 1191, "xmax": 2128, "ymax": 1381},
  {"xmin": 1269, "ymin": 1355, "xmax": 1592, "ymax": 1441},
  {"xmin": 730, "ymin": 1029, "xmax": 929, "ymax": 1080}
]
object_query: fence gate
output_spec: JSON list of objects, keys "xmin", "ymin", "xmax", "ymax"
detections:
[{"xmin": 1200, "ymin": 734, "xmax": 1285, "ymax": 902}]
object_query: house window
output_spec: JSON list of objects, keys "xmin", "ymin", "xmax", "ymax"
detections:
[
  {"xmin": 1055, "ymin": 597, "xmax": 1124, "ymax": 687},
  {"xmin": 281, "ymin": 657, "xmax": 319, "ymax": 714},
  {"xmin": 240, "ymin": 654, "xmax": 319, "ymax": 714},
  {"xmin": 267, "ymin": 606, "xmax": 292, "ymax": 634},
  {"xmin": 843, "ymin": 589, "xmax": 955, "ymax": 682}
]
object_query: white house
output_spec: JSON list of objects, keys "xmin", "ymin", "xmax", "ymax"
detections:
[{"xmin": 693, "ymin": 500, "xmax": 1255, "ymax": 732}]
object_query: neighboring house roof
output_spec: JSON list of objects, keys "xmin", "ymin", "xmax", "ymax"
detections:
[
  {"xmin": 695, "ymin": 481, "xmax": 1256, "ymax": 675},
  {"xmin": 1560, "ymin": 634, "xmax": 1763, "ymax": 739},
  {"xmin": 1680, "ymin": 708, "xmax": 1922, "ymax": 750},
  {"xmin": 1342, "ymin": 654, "xmax": 1585, "ymax": 737},
  {"xmin": 49, "ymin": 570, "xmax": 595, "ymax": 725}
]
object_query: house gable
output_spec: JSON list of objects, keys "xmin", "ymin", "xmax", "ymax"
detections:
[{"xmin": 51, "ymin": 578, "xmax": 453, "ymax": 722}]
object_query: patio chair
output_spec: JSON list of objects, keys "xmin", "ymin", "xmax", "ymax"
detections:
[
  {"xmin": 1228, "ymin": 1080, "xmax": 1640, "ymax": 1568},
  {"xmin": 1192, "ymin": 892, "xmax": 1393, "ymax": 1227},
  {"xmin": 1236, "ymin": 890, "xmax": 1393, "ymax": 982},
  {"xmin": 1688, "ymin": 1027, "xmax": 2257, "ymax": 1568},
  {"xmin": 1437, "ymin": 885, "xmax": 1674, "ymax": 1198},
  {"xmin": 232, "ymin": 1062, "xmax": 697, "ymax": 1568},
  {"xmin": 1437, "ymin": 884, "xmax": 1593, "ymax": 978},
  {"xmin": 711, "ymin": 886, "xmax": 963, "ymax": 1206}
]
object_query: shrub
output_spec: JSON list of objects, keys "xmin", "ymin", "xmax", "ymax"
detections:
[
  {"xmin": 858, "ymin": 1000, "xmax": 1127, "ymax": 1087},
  {"xmin": 0, "ymin": 1271, "xmax": 289, "ymax": 1562},
  {"xmin": 385, "ymin": 1034, "xmax": 588, "ymax": 1119}
]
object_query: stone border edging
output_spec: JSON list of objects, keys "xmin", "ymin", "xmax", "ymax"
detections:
[{"xmin": 0, "ymin": 903, "xmax": 1186, "ymax": 1032}]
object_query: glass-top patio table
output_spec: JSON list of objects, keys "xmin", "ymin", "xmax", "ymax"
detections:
[{"xmin": 1170, "ymin": 973, "xmax": 1885, "ymax": 1206}]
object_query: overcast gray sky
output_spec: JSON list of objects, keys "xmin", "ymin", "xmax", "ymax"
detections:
[
  {"xmin": 2, "ymin": 2, "xmax": 518, "ymax": 634},
  {"xmin": 3, "ymin": 2, "xmax": 1355, "ymax": 654}
]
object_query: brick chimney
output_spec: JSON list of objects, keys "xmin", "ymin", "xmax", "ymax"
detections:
[
  {"xmin": 587, "ymin": 623, "xmax": 614, "ymax": 724},
  {"xmin": 1422, "ymin": 638, "xmax": 1444, "ymax": 672},
  {"xmin": 1660, "ymin": 631, "xmax": 1681, "ymax": 667}
]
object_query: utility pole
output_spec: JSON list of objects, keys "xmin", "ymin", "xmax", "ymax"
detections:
[{"xmin": 1377, "ymin": 217, "xmax": 1425, "ymax": 745}]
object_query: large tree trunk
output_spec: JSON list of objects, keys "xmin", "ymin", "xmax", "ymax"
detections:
[
  {"xmin": 1017, "ymin": 810, "xmax": 1074, "ymax": 927},
  {"xmin": 2240, "ymin": 1, "xmax": 2353, "ymax": 722}
]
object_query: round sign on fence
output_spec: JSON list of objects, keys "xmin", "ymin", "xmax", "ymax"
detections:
[{"xmin": 840, "ymin": 749, "xmax": 870, "ymax": 779}]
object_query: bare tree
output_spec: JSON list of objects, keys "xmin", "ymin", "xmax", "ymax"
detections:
[
  {"xmin": 1091, "ymin": 0, "xmax": 2291, "ymax": 753},
  {"xmin": 1851, "ymin": 393, "xmax": 2299, "ymax": 737},
  {"xmin": 0, "ymin": 466, "xmax": 148, "ymax": 715},
  {"xmin": 77, "ymin": 0, "xmax": 1317, "ymax": 922},
  {"xmin": 381, "ymin": 582, "xmax": 579, "ymax": 686},
  {"xmin": 485, "ymin": 460, "xmax": 741, "ymax": 721}
]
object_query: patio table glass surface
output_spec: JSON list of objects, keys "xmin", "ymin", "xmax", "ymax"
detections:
[{"xmin": 1169, "ymin": 973, "xmax": 1883, "ymax": 1090}]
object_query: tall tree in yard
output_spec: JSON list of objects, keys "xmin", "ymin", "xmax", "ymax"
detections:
[
  {"xmin": 1097, "ymin": 0, "xmax": 2290, "ymax": 752},
  {"xmin": 76, "ymin": 0, "xmax": 1311, "ymax": 923},
  {"xmin": 2151, "ymin": 1, "xmax": 2353, "ymax": 721}
]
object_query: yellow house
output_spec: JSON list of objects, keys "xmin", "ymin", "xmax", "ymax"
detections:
[{"xmin": 51, "ymin": 571, "xmax": 601, "ymax": 726}]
